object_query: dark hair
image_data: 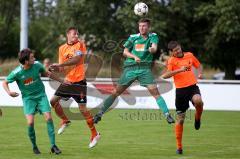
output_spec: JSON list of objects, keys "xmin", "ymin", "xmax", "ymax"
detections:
[
  {"xmin": 18, "ymin": 48, "xmax": 32, "ymax": 65},
  {"xmin": 66, "ymin": 26, "xmax": 78, "ymax": 34},
  {"xmin": 167, "ymin": 41, "xmax": 180, "ymax": 51},
  {"xmin": 138, "ymin": 18, "xmax": 151, "ymax": 25}
]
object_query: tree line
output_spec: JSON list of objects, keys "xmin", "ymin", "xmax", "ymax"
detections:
[{"xmin": 0, "ymin": 0, "xmax": 240, "ymax": 79}]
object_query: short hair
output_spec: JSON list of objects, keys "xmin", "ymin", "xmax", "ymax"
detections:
[
  {"xmin": 138, "ymin": 18, "xmax": 151, "ymax": 25},
  {"xmin": 18, "ymin": 48, "xmax": 32, "ymax": 65},
  {"xmin": 66, "ymin": 26, "xmax": 78, "ymax": 34},
  {"xmin": 167, "ymin": 41, "xmax": 180, "ymax": 51}
]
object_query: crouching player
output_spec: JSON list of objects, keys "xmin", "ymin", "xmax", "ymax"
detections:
[
  {"xmin": 2, "ymin": 48, "xmax": 64, "ymax": 155},
  {"xmin": 161, "ymin": 41, "xmax": 204, "ymax": 154}
]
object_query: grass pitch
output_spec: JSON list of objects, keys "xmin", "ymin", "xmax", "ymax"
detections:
[{"xmin": 0, "ymin": 107, "xmax": 240, "ymax": 159}]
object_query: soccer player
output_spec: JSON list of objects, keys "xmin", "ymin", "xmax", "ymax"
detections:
[
  {"xmin": 93, "ymin": 18, "xmax": 175, "ymax": 124},
  {"xmin": 2, "ymin": 48, "xmax": 62, "ymax": 155},
  {"xmin": 49, "ymin": 27, "xmax": 100, "ymax": 148},
  {"xmin": 161, "ymin": 41, "xmax": 204, "ymax": 154}
]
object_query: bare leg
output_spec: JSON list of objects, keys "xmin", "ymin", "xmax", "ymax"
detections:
[
  {"xmin": 50, "ymin": 95, "xmax": 69, "ymax": 124},
  {"xmin": 192, "ymin": 94, "xmax": 203, "ymax": 130},
  {"xmin": 93, "ymin": 85, "xmax": 129, "ymax": 124}
]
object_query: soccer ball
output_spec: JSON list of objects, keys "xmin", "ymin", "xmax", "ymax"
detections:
[{"xmin": 134, "ymin": 2, "xmax": 148, "ymax": 16}]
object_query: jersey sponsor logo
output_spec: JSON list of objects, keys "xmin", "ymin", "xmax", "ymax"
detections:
[
  {"xmin": 135, "ymin": 44, "xmax": 145, "ymax": 51},
  {"xmin": 23, "ymin": 77, "xmax": 34, "ymax": 85}
]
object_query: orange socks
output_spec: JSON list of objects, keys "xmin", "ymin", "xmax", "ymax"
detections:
[
  {"xmin": 82, "ymin": 111, "xmax": 97, "ymax": 137},
  {"xmin": 53, "ymin": 103, "xmax": 69, "ymax": 123},
  {"xmin": 175, "ymin": 123, "xmax": 183, "ymax": 150},
  {"xmin": 195, "ymin": 106, "xmax": 203, "ymax": 121}
]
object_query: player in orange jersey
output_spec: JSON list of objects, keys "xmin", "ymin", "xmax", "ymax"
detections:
[
  {"xmin": 161, "ymin": 41, "xmax": 204, "ymax": 154},
  {"xmin": 49, "ymin": 27, "xmax": 100, "ymax": 148}
]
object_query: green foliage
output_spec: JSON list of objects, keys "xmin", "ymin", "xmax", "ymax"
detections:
[
  {"xmin": 0, "ymin": 0, "xmax": 240, "ymax": 79},
  {"xmin": 0, "ymin": 0, "xmax": 20, "ymax": 57},
  {"xmin": 196, "ymin": 0, "xmax": 240, "ymax": 79}
]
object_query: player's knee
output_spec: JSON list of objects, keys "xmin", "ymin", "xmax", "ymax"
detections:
[
  {"xmin": 113, "ymin": 90, "xmax": 121, "ymax": 97},
  {"xmin": 79, "ymin": 109, "xmax": 85, "ymax": 114},
  {"xmin": 177, "ymin": 118, "xmax": 185, "ymax": 125},
  {"xmin": 194, "ymin": 99, "xmax": 203, "ymax": 107},
  {"xmin": 28, "ymin": 122, "xmax": 34, "ymax": 126},
  {"xmin": 154, "ymin": 95, "xmax": 161, "ymax": 100},
  {"xmin": 50, "ymin": 100, "xmax": 58, "ymax": 108},
  {"xmin": 46, "ymin": 118, "xmax": 53, "ymax": 122},
  {"xmin": 86, "ymin": 118, "xmax": 93, "ymax": 125}
]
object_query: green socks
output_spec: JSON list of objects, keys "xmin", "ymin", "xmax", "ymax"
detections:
[
  {"xmin": 101, "ymin": 95, "xmax": 116, "ymax": 113},
  {"xmin": 28, "ymin": 125, "xmax": 37, "ymax": 148},
  {"xmin": 47, "ymin": 120, "xmax": 55, "ymax": 147},
  {"xmin": 156, "ymin": 96, "xmax": 169, "ymax": 115}
]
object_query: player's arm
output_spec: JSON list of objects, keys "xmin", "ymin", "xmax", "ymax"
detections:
[
  {"xmin": 123, "ymin": 48, "xmax": 141, "ymax": 63},
  {"xmin": 39, "ymin": 61, "xmax": 69, "ymax": 84},
  {"xmin": 41, "ymin": 69, "xmax": 71, "ymax": 84},
  {"xmin": 61, "ymin": 54, "xmax": 85, "ymax": 67},
  {"xmin": 149, "ymin": 34, "xmax": 159, "ymax": 54},
  {"xmin": 51, "ymin": 50, "xmax": 85, "ymax": 69},
  {"xmin": 42, "ymin": 71, "xmax": 63, "ymax": 83},
  {"xmin": 148, "ymin": 43, "xmax": 158, "ymax": 54},
  {"xmin": 192, "ymin": 55, "xmax": 203, "ymax": 79},
  {"xmin": 2, "ymin": 80, "xmax": 19, "ymax": 97},
  {"xmin": 161, "ymin": 66, "xmax": 189, "ymax": 79},
  {"xmin": 196, "ymin": 65, "xmax": 203, "ymax": 79}
]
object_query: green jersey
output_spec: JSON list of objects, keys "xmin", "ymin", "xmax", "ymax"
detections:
[
  {"xmin": 123, "ymin": 32, "xmax": 159, "ymax": 66},
  {"xmin": 6, "ymin": 61, "xmax": 46, "ymax": 99}
]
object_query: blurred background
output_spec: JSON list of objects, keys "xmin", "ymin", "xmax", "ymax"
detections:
[{"xmin": 0, "ymin": 0, "xmax": 240, "ymax": 79}]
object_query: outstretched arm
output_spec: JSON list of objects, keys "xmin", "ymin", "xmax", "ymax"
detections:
[
  {"xmin": 161, "ymin": 66, "xmax": 190, "ymax": 79},
  {"xmin": 50, "ymin": 51, "xmax": 85, "ymax": 71},
  {"xmin": 42, "ymin": 71, "xmax": 71, "ymax": 84},
  {"xmin": 59, "ymin": 54, "xmax": 84, "ymax": 67},
  {"xmin": 2, "ymin": 80, "xmax": 19, "ymax": 97}
]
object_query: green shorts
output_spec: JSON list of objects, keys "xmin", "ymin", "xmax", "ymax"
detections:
[
  {"xmin": 22, "ymin": 94, "xmax": 51, "ymax": 115},
  {"xmin": 118, "ymin": 66, "xmax": 156, "ymax": 86}
]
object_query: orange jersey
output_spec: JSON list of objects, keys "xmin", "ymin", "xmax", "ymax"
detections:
[
  {"xmin": 58, "ymin": 40, "xmax": 87, "ymax": 82},
  {"xmin": 167, "ymin": 52, "xmax": 200, "ymax": 88}
]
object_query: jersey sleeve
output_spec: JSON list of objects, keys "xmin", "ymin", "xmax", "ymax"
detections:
[
  {"xmin": 150, "ymin": 34, "xmax": 159, "ymax": 44},
  {"xmin": 6, "ymin": 71, "xmax": 17, "ymax": 83},
  {"xmin": 123, "ymin": 36, "xmax": 134, "ymax": 51},
  {"xmin": 191, "ymin": 54, "xmax": 201, "ymax": 68}
]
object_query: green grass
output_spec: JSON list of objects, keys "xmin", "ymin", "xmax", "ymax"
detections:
[{"xmin": 0, "ymin": 107, "xmax": 240, "ymax": 159}]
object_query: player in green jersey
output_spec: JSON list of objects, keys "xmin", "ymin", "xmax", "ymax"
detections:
[
  {"xmin": 94, "ymin": 18, "xmax": 175, "ymax": 124},
  {"xmin": 2, "ymin": 48, "xmax": 66, "ymax": 155}
]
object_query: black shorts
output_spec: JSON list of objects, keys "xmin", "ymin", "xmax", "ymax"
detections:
[
  {"xmin": 55, "ymin": 79, "xmax": 87, "ymax": 104},
  {"xmin": 175, "ymin": 84, "xmax": 201, "ymax": 114}
]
